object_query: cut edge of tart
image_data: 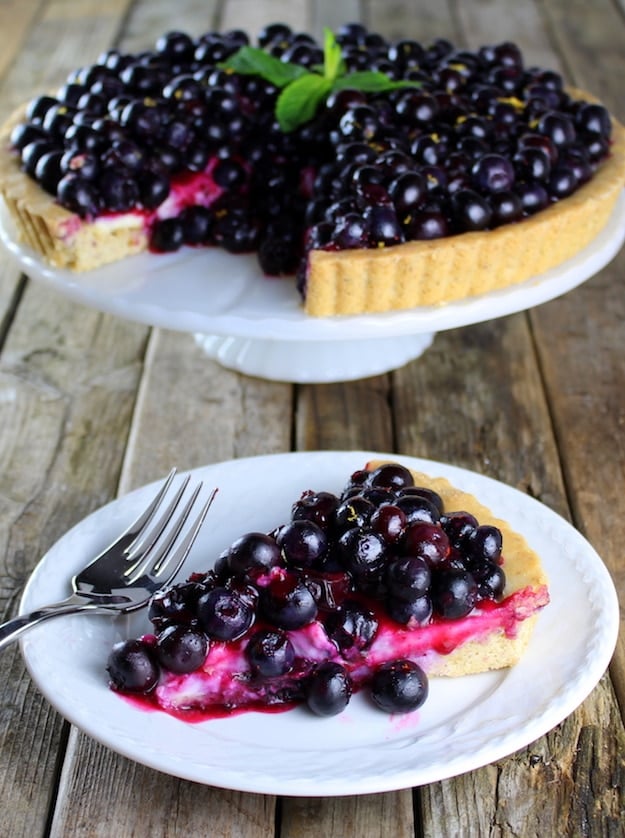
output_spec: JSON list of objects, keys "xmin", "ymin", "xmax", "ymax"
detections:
[
  {"xmin": 106, "ymin": 460, "xmax": 550, "ymax": 719},
  {"xmin": 304, "ymin": 108, "xmax": 625, "ymax": 316}
]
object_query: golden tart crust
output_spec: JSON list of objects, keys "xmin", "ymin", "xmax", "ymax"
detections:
[{"xmin": 365, "ymin": 461, "xmax": 549, "ymax": 677}]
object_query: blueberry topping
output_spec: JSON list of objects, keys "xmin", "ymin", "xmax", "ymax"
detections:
[
  {"xmin": 9, "ymin": 26, "xmax": 612, "ymax": 291},
  {"xmin": 324, "ymin": 600, "xmax": 379, "ymax": 653},
  {"xmin": 306, "ymin": 662, "xmax": 352, "ymax": 716},
  {"xmin": 246, "ymin": 628, "xmax": 295, "ymax": 677},
  {"xmin": 197, "ymin": 587, "xmax": 255, "ymax": 640},
  {"xmin": 156, "ymin": 625, "xmax": 208, "ymax": 673},
  {"xmin": 227, "ymin": 531, "xmax": 282, "ymax": 576},
  {"xmin": 370, "ymin": 659, "xmax": 429, "ymax": 713},
  {"xmin": 260, "ymin": 570, "xmax": 318, "ymax": 629},
  {"xmin": 277, "ymin": 519, "xmax": 328, "ymax": 569},
  {"xmin": 431, "ymin": 568, "xmax": 478, "ymax": 619},
  {"xmin": 107, "ymin": 638, "xmax": 160, "ymax": 693}
]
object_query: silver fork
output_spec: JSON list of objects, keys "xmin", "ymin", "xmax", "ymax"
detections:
[{"xmin": 0, "ymin": 470, "xmax": 217, "ymax": 650}]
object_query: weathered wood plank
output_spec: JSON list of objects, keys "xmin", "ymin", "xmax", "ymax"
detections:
[
  {"xmin": 386, "ymin": 0, "xmax": 625, "ymax": 833},
  {"xmin": 0, "ymin": 3, "xmax": 147, "ymax": 835},
  {"xmin": 0, "ymin": 0, "xmax": 132, "ymax": 112},
  {"xmin": 280, "ymin": 792, "xmax": 415, "ymax": 838},
  {"xmin": 45, "ymin": 2, "xmax": 293, "ymax": 835},
  {"xmin": 0, "ymin": 286, "xmax": 148, "ymax": 837},
  {"xmin": 531, "ymin": 0, "xmax": 625, "ymax": 718},
  {"xmin": 219, "ymin": 0, "xmax": 310, "ymax": 33},
  {"xmin": 0, "ymin": 0, "xmax": 45, "ymax": 81},
  {"xmin": 49, "ymin": 345, "xmax": 290, "ymax": 838},
  {"xmin": 364, "ymin": 0, "xmax": 462, "ymax": 44}
]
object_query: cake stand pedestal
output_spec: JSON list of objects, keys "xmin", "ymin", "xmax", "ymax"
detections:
[{"xmin": 194, "ymin": 332, "xmax": 435, "ymax": 382}]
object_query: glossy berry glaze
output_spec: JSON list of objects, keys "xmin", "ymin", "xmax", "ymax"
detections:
[
  {"xmin": 106, "ymin": 463, "xmax": 549, "ymax": 720},
  {"xmin": 8, "ymin": 24, "xmax": 616, "ymax": 289}
]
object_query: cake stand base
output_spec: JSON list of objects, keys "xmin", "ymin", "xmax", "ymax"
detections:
[{"xmin": 194, "ymin": 332, "xmax": 436, "ymax": 382}]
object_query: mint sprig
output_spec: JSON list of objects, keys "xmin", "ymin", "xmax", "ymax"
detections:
[
  {"xmin": 219, "ymin": 45, "xmax": 308, "ymax": 88},
  {"xmin": 220, "ymin": 27, "xmax": 421, "ymax": 132}
]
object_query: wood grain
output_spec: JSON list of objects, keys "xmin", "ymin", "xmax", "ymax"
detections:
[
  {"xmin": 531, "ymin": 0, "xmax": 625, "ymax": 718},
  {"xmin": 0, "ymin": 0, "xmax": 623, "ymax": 835}
]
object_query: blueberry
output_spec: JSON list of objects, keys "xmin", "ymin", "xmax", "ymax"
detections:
[
  {"xmin": 292, "ymin": 491, "xmax": 339, "ymax": 530},
  {"xmin": 468, "ymin": 525, "xmax": 503, "ymax": 563},
  {"xmin": 470, "ymin": 560, "xmax": 506, "ymax": 601},
  {"xmin": 197, "ymin": 587, "xmax": 255, "ymax": 641},
  {"xmin": 370, "ymin": 504, "xmax": 408, "ymax": 544},
  {"xmin": 370, "ymin": 659, "xmax": 428, "ymax": 713},
  {"xmin": 306, "ymin": 662, "xmax": 352, "ymax": 716},
  {"xmin": 386, "ymin": 555, "xmax": 431, "ymax": 601},
  {"xmin": 148, "ymin": 579, "xmax": 208, "ymax": 629},
  {"xmin": 180, "ymin": 205, "xmax": 213, "ymax": 245},
  {"xmin": 406, "ymin": 207, "xmax": 449, "ymax": 240},
  {"xmin": 471, "ymin": 153, "xmax": 515, "ymax": 192},
  {"xmin": 451, "ymin": 189, "xmax": 493, "ymax": 231},
  {"xmin": 227, "ymin": 532, "xmax": 282, "ymax": 576},
  {"xmin": 338, "ymin": 528, "xmax": 387, "ymax": 579},
  {"xmin": 402, "ymin": 521, "xmax": 450, "ymax": 565},
  {"xmin": 441, "ymin": 511, "xmax": 478, "ymax": 548},
  {"xmin": 107, "ymin": 638, "xmax": 160, "ymax": 693},
  {"xmin": 397, "ymin": 486, "xmax": 444, "ymax": 514},
  {"xmin": 98, "ymin": 170, "xmax": 140, "ymax": 211},
  {"xmin": 367, "ymin": 463, "xmax": 415, "ymax": 491},
  {"xmin": 245, "ymin": 628, "xmax": 295, "ymax": 678},
  {"xmin": 537, "ymin": 111, "xmax": 576, "ymax": 147},
  {"xmin": 334, "ymin": 495, "xmax": 376, "ymax": 534},
  {"xmin": 574, "ymin": 103, "xmax": 611, "ymax": 138},
  {"xmin": 516, "ymin": 181, "xmax": 550, "ymax": 214},
  {"xmin": 324, "ymin": 600, "xmax": 378, "ymax": 653},
  {"xmin": 34, "ymin": 151, "xmax": 64, "ymax": 194},
  {"xmin": 156, "ymin": 625, "xmax": 208, "ymax": 673},
  {"xmin": 150, "ymin": 217, "xmax": 185, "ymax": 252},
  {"xmin": 56, "ymin": 173, "xmax": 100, "ymax": 217},
  {"xmin": 395, "ymin": 494, "xmax": 440, "ymax": 526},
  {"xmin": 513, "ymin": 147, "xmax": 552, "ymax": 182},
  {"xmin": 333, "ymin": 213, "xmax": 370, "ymax": 249},
  {"xmin": 386, "ymin": 594, "xmax": 433, "ymax": 626},
  {"xmin": 260, "ymin": 571, "xmax": 318, "ymax": 629},
  {"xmin": 490, "ymin": 190, "xmax": 523, "ymax": 226},
  {"xmin": 431, "ymin": 568, "xmax": 478, "ymax": 619},
  {"xmin": 10, "ymin": 122, "xmax": 47, "ymax": 151},
  {"xmin": 277, "ymin": 519, "xmax": 328, "ymax": 569}
]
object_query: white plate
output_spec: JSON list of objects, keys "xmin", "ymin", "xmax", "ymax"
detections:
[
  {"xmin": 19, "ymin": 452, "xmax": 619, "ymax": 796},
  {"xmin": 2, "ymin": 195, "xmax": 625, "ymax": 382}
]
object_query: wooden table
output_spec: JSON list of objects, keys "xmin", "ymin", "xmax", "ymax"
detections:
[{"xmin": 1, "ymin": 0, "xmax": 624, "ymax": 834}]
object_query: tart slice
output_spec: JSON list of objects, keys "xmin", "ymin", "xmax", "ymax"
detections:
[{"xmin": 106, "ymin": 461, "xmax": 549, "ymax": 718}]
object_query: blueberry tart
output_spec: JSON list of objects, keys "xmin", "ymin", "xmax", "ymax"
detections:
[
  {"xmin": 1, "ymin": 24, "xmax": 623, "ymax": 316},
  {"xmin": 106, "ymin": 461, "xmax": 549, "ymax": 719}
]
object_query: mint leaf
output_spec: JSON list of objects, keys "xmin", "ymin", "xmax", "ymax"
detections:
[
  {"xmin": 276, "ymin": 74, "xmax": 332, "ymax": 132},
  {"xmin": 323, "ymin": 26, "xmax": 345, "ymax": 81},
  {"xmin": 219, "ymin": 46, "xmax": 308, "ymax": 88},
  {"xmin": 332, "ymin": 71, "xmax": 421, "ymax": 93}
]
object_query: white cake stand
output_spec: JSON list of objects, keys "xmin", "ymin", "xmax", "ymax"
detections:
[{"xmin": 1, "ymin": 194, "xmax": 624, "ymax": 382}]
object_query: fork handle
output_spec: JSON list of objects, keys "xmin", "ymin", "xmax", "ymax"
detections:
[{"xmin": 0, "ymin": 596, "xmax": 115, "ymax": 651}]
